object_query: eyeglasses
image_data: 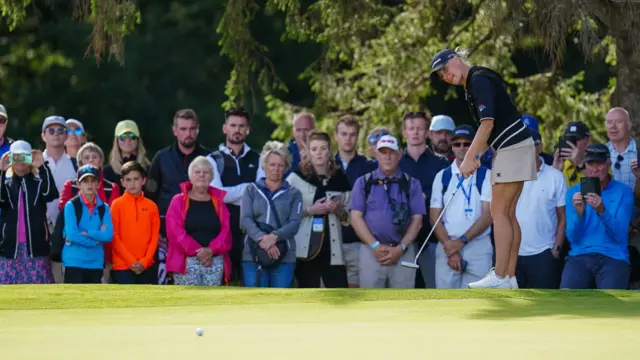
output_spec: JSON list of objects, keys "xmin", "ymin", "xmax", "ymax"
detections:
[
  {"xmin": 614, "ymin": 154, "xmax": 624, "ymax": 170},
  {"xmin": 368, "ymin": 132, "xmax": 390, "ymax": 145},
  {"xmin": 67, "ymin": 128, "xmax": 84, "ymax": 136},
  {"xmin": 46, "ymin": 127, "xmax": 66, "ymax": 135},
  {"xmin": 118, "ymin": 133, "xmax": 138, "ymax": 141},
  {"xmin": 452, "ymin": 142, "xmax": 471, "ymax": 148}
]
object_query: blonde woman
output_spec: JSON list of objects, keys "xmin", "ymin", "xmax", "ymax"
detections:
[
  {"xmin": 0, "ymin": 141, "xmax": 58, "ymax": 284},
  {"xmin": 286, "ymin": 131, "xmax": 351, "ymax": 288},
  {"xmin": 165, "ymin": 156, "xmax": 232, "ymax": 286},
  {"xmin": 241, "ymin": 141, "xmax": 303, "ymax": 288},
  {"xmin": 103, "ymin": 120, "xmax": 151, "ymax": 192}
]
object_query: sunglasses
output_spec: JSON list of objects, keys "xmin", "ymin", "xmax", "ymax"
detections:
[
  {"xmin": 614, "ymin": 154, "xmax": 624, "ymax": 170},
  {"xmin": 67, "ymin": 128, "xmax": 84, "ymax": 136},
  {"xmin": 452, "ymin": 142, "xmax": 471, "ymax": 148},
  {"xmin": 368, "ymin": 132, "xmax": 390, "ymax": 145},
  {"xmin": 0, "ymin": 117, "xmax": 7, "ymax": 124},
  {"xmin": 118, "ymin": 133, "xmax": 138, "ymax": 141},
  {"xmin": 46, "ymin": 127, "xmax": 66, "ymax": 135}
]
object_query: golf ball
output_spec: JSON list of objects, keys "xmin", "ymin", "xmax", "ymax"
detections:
[{"xmin": 196, "ymin": 328, "xmax": 203, "ymax": 336}]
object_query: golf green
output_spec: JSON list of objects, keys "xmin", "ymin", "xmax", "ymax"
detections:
[{"xmin": 1, "ymin": 286, "xmax": 638, "ymax": 359}]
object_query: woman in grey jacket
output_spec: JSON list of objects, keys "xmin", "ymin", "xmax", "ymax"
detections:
[{"xmin": 241, "ymin": 141, "xmax": 303, "ymax": 287}]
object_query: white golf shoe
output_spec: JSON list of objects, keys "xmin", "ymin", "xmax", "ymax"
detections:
[
  {"xmin": 510, "ymin": 276, "xmax": 519, "ymax": 289},
  {"xmin": 468, "ymin": 268, "xmax": 511, "ymax": 289}
]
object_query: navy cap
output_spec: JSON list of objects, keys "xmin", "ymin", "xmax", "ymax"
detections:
[
  {"xmin": 452, "ymin": 125, "xmax": 475, "ymax": 140},
  {"xmin": 584, "ymin": 144, "xmax": 610, "ymax": 163},
  {"xmin": 564, "ymin": 121, "xmax": 590, "ymax": 138},
  {"xmin": 77, "ymin": 164, "xmax": 100, "ymax": 182},
  {"xmin": 431, "ymin": 49, "xmax": 457, "ymax": 73}
]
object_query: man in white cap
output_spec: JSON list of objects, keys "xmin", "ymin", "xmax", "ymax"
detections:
[
  {"xmin": 429, "ymin": 114, "xmax": 455, "ymax": 161},
  {"xmin": 0, "ymin": 105, "xmax": 13, "ymax": 158},
  {"xmin": 41, "ymin": 115, "xmax": 78, "ymax": 283},
  {"xmin": 350, "ymin": 135, "xmax": 427, "ymax": 288}
]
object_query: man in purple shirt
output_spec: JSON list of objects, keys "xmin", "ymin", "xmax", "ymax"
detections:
[{"xmin": 350, "ymin": 135, "xmax": 426, "ymax": 288}]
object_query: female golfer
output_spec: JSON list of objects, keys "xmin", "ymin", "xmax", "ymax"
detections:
[{"xmin": 431, "ymin": 48, "xmax": 536, "ymax": 289}]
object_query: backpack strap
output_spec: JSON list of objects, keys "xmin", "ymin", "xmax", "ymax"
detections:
[
  {"xmin": 441, "ymin": 166, "xmax": 488, "ymax": 203},
  {"xmin": 97, "ymin": 204, "xmax": 106, "ymax": 223},
  {"xmin": 441, "ymin": 167, "xmax": 453, "ymax": 196},
  {"xmin": 71, "ymin": 197, "xmax": 83, "ymax": 225},
  {"xmin": 70, "ymin": 157, "xmax": 79, "ymax": 172},
  {"xmin": 363, "ymin": 172, "xmax": 374, "ymax": 200},
  {"xmin": 399, "ymin": 173, "xmax": 411, "ymax": 201}
]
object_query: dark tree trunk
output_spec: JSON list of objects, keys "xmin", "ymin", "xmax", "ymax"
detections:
[{"xmin": 611, "ymin": 34, "xmax": 640, "ymax": 140}]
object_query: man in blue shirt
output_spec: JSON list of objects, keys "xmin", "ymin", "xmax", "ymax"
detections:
[{"xmin": 562, "ymin": 144, "xmax": 634, "ymax": 289}]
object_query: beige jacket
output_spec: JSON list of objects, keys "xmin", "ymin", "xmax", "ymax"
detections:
[{"xmin": 286, "ymin": 172, "xmax": 351, "ymax": 266}]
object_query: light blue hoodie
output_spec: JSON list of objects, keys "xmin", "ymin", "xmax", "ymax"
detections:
[
  {"xmin": 62, "ymin": 195, "xmax": 114, "ymax": 270},
  {"xmin": 565, "ymin": 178, "xmax": 634, "ymax": 263}
]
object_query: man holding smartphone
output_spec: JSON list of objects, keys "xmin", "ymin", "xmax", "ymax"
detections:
[
  {"xmin": 553, "ymin": 121, "xmax": 592, "ymax": 188},
  {"xmin": 562, "ymin": 144, "xmax": 634, "ymax": 289}
]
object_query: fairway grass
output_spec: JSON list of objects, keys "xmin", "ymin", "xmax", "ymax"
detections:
[{"xmin": 1, "ymin": 286, "xmax": 639, "ymax": 359}]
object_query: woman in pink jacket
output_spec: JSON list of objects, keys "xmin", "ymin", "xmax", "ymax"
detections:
[{"xmin": 165, "ymin": 156, "xmax": 232, "ymax": 286}]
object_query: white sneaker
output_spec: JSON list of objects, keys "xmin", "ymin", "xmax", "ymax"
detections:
[
  {"xmin": 509, "ymin": 276, "xmax": 519, "ymax": 289},
  {"xmin": 468, "ymin": 268, "xmax": 511, "ymax": 289}
]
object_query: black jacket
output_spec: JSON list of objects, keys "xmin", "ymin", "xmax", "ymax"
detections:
[
  {"xmin": 0, "ymin": 164, "xmax": 59, "ymax": 259},
  {"xmin": 146, "ymin": 142, "xmax": 210, "ymax": 217}
]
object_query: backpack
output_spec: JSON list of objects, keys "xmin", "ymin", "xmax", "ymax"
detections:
[
  {"xmin": 363, "ymin": 171, "xmax": 412, "ymax": 204},
  {"xmin": 441, "ymin": 166, "xmax": 488, "ymax": 198},
  {"xmin": 49, "ymin": 196, "xmax": 106, "ymax": 262}
]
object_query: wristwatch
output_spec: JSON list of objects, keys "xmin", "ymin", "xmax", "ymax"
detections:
[
  {"xmin": 460, "ymin": 235, "xmax": 469, "ymax": 244},
  {"xmin": 551, "ymin": 244, "xmax": 560, "ymax": 251},
  {"xmin": 400, "ymin": 243, "xmax": 408, "ymax": 252}
]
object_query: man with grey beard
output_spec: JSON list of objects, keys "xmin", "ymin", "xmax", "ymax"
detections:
[{"xmin": 146, "ymin": 109, "xmax": 211, "ymax": 284}]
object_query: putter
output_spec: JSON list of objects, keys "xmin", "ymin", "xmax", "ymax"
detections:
[{"xmin": 401, "ymin": 155, "xmax": 481, "ymax": 269}]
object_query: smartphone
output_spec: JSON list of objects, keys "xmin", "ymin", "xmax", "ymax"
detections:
[
  {"xmin": 580, "ymin": 176, "xmax": 601, "ymax": 196},
  {"xmin": 329, "ymin": 194, "xmax": 342, "ymax": 201},
  {"xmin": 555, "ymin": 135, "xmax": 577, "ymax": 150},
  {"xmin": 10, "ymin": 152, "xmax": 32, "ymax": 164}
]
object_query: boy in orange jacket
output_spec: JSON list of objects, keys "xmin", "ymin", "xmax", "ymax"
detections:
[{"xmin": 110, "ymin": 161, "xmax": 160, "ymax": 284}]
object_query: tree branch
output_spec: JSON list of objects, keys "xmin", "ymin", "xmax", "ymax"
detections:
[{"xmin": 448, "ymin": 0, "xmax": 488, "ymax": 46}]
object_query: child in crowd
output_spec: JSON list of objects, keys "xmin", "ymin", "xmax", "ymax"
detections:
[
  {"xmin": 62, "ymin": 165, "xmax": 114, "ymax": 284},
  {"xmin": 110, "ymin": 161, "xmax": 160, "ymax": 284}
]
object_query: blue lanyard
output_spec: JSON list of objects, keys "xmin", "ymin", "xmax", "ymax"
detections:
[{"xmin": 456, "ymin": 174, "xmax": 473, "ymax": 208}]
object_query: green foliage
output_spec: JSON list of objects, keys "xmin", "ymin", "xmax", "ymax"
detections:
[{"xmin": 0, "ymin": 0, "xmax": 30, "ymax": 31}]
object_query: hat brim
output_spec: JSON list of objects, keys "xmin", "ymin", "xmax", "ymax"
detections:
[
  {"xmin": 377, "ymin": 146, "xmax": 399, "ymax": 151},
  {"xmin": 116, "ymin": 128, "xmax": 139, "ymax": 136},
  {"xmin": 584, "ymin": 156, "xmax": 608, "ymax": 163},
  {"xmin": 78, "ymin": 174, "xmax": 98, "ymax": 182}
]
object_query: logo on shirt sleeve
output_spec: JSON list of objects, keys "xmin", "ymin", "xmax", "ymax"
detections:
[{"xmin": 478, "ymin": 104, "xmax": 486, "ymax": 112}]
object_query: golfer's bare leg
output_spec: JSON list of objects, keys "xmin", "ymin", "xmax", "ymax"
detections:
[
  {"xmin": 507, "ymin": 182, "xmax": 524, "ymax": 278},
  {"xmin": 490, "ymin": 182, "xmax": 523, "ymax": 278}
]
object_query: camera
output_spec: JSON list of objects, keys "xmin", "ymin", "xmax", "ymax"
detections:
[
  {"xmin": 390, "ymin": 200, "xmax": 410, "ymax": 234},
  {"xmin": 10, "ymin": 152, "xmax": 32, "ymax": 164},
  {"xmin": 580, "ymin": 177, "xmax": 601, "ymax": 197}
]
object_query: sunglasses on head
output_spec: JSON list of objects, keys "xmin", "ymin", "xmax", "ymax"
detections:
[
  {"xmin": 368, "ymin": 132, "xmax": 390, "ymax": 145},
  {"xmin": 67, "ymin": 128, "xmax": 84, "ymax": 136},
  {"xmin": 118, "ymin": 133, "xmax": 138, "ymax": 141},
  {"xmin": 452, "ymin": 141, "xmax": 471, "ymax": 148},
  {"xmin": 46, "ymin": 127, "xmax": 66, "ymax": 135}
]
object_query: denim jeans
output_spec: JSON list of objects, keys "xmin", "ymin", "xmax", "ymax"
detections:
[
  {"xmin": 560, "ymin": 253, "xmax": 630, "ymax": 290},
  {"xmin": 242, "ymin": 261, "xmax": 295, "ymax": 288}
]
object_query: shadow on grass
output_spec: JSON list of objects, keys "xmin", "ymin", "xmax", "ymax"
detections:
[{"xmin": 467, "ymin": 289, "xmax": 640, "ymax": 320}]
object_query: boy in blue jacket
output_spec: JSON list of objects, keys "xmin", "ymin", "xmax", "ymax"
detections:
[
  {"xmin": 562, "ymin": 144, "xmax": 634, "ymax": 289},
  {"xmin": 62, "ymin": 165, "xmax": 114, "ymax": 284}
]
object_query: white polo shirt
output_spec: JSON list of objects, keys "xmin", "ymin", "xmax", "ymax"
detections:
[
  {"xmin": 43, "ymin": 150, "xmax": 77, "ymax": 226},
  {"xmin": 516, "ymin": 159, "xmax": 568, "ymax": 256},
  {"xmin": 430, "ymin": 161, "xmax": 492, "ymax": 239}
]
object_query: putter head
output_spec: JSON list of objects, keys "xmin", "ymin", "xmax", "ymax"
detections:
[{"xmin": 400, "ymin": 261, "xmax": 420, "ymax": 269}]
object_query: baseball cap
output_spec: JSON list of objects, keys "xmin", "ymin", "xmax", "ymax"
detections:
[
  {"xmin": 77, "ymin": 164, "xmax": 100, "ymax": 182},
  {"xmin": 452, "ymin": 125, "xmax": 475, "ymax": 140},
  {"xmin": 42, "ymin": 115, "xmax": 66, "ymax": 132},
  {"xmin": 66, "ymin": 119, "xmax": 85, "ymax": 132},
  {"xmin": 564, "ymin": 121, "xmax": 590, "ymax": 138},
  {"xmin": 584, "ymin": 144, "xmax": 610, "ymax": 163},
  {"xmin": 9, "ymin": 140, "xmax": 32, "ymax": 154},
  {"xmin": 431, "ymin": 49, "xmax": 457, "ymax": 73},
  {"xmin": 0, "ymin": 104, "xmax": 7, "ymax": 119},
  {"xmin": 522, "ymin": 114, "xmax": 539, "ymax": 131},
  {"xmin": 115, "ymin": 120, "xmax": 140, "ymax": 137},
  {"xmin": 430, "ymin": 115, "xmax": 455, "ymax": 132},
  {"xmin": 376, "ymin": 135, "xmax": 400, "ymax": 151}
]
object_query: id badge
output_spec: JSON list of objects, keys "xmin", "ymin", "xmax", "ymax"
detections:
[
  {"xmin": 312, "ymin": 217, "xmax": 324, "ymax": 233},
  {"xmin": 464, "ymin": 208, "xmax": 474, "ymax": 220}
]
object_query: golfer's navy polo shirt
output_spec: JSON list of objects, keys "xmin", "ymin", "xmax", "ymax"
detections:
[
  {"xmin": 467, "ymin": 70, "xmax": 530, "ymax": 150},
  {"xmin": 400, "ymin": 149, "xmax": 450, "ymax": 243}
]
